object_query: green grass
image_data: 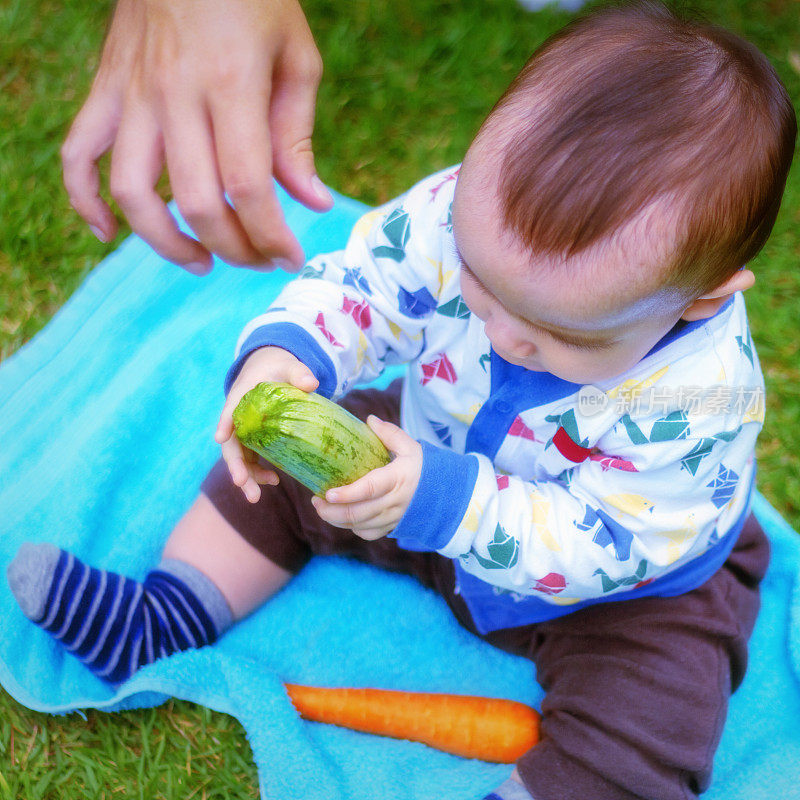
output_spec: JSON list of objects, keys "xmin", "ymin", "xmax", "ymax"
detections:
[
  {"xmin": 0, "ymin": 698, "xmax": 259, "ymax": 799},
  {"xmin": 1, "ymin": 0, "xmax": 799, "ymax": 796}
]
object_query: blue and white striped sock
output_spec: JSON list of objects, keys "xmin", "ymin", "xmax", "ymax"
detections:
[
  {"xmin": 7, "ymin": 543, "xmax": 233, "ymax": 685},
  {"xmin": 482, "ymin": 777, "xmax": 537, "ymax": 800}
]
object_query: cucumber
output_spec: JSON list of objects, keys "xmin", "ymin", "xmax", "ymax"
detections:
[{"xmin": 232, "ymin": 382, "xmax": 392, "ymax": 496}]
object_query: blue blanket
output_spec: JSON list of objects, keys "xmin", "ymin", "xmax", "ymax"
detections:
[{"xmin": 1, "ymin": 189, "xmax": 799, "ymax": 799}]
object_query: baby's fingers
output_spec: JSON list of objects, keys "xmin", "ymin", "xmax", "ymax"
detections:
[
  {"xmin": 366, "ymin": 415, "xmax": 417, "ymax": 456},
  {"xmin": 240, "ymin": 465, "xmax": 280, "ymax": 504},
  {"xmin": 220, "ymin": 437, "xmax": 252, "ymax": 490},
  {"xmin": 311, "ymin": 494, "xmax": 393, "ymax": 532},
  {"xmin": 221, "ymin": 437, "xmax": 274, "ymax": 503},
  {"xmin": 323, "ymin": 463, "xmax": 397, "ymax": 505},
  {"xmin": 215, "ymin": 395, "xmax": 240, "ymax": 444},
  {"xmin": 250, "ymin": 464, "xmax": 280, "ymax": 485},
  {"xmin": 242, "ymin": 448, "xmax": 280, "ymax": 486},
  {"xmin": 287, "ymin": 362, "xmax": 319, "ymax": 393}
]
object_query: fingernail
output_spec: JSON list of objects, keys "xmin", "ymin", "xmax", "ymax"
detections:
[
  {"xmin": 312, "ymin": 175, "xmax": 333, "ymax": 205},
  {"xmin": 271, "ymin": 258, "xmax": 296, "ymax": 272},
  {"xmin": 186, "ymin": 261, "xmax": 212, "ymax": 275},
  {"xmin": 89, "ymin": 225, "xmax": 108, "ymax": 243}
]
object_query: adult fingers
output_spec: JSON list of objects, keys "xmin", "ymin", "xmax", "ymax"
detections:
[
  {"xmin": 110, "ymin": 91, "xmax": 213, "ymax": 272},
  {"xmin": 158, "ymin": 81, "xmax": 268, "ymax": 267},
  {"xmin": 61, "ymin": 86, "xmax": 121, "ymax": 244},
  {"xmin": 270, "ymin": 40, "xmax": 332, "ymax": 213},
  {"xmin": 209, "ymin": 78, "xmax": 305, "ymax": 270}
]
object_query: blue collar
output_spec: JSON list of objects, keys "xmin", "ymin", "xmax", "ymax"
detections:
[{"xmin": 644, "ymin": 295, "xmax": 734, "ymax": 359}]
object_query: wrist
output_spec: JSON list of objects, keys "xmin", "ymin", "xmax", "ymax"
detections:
[{"xmin": 389, "ymin": 443, "xmax": 479, "ymax": 552}]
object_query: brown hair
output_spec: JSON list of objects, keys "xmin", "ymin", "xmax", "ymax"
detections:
[{"xmin": 490, "ymin": 0, "xmax": 796, "ymax": 299}]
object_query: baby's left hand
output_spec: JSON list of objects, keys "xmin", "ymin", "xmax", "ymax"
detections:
[{"xmin": 311, "ymin": 415, "xmax": 422, "ymax": 540}]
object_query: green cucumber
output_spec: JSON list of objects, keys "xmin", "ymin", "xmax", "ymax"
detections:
[{"xmin": 232, "ymin": 382, "xmax": 391, "ymax": 496}]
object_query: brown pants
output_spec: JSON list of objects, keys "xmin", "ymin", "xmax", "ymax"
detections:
[{"xmin": 201, "ymin": 380, "xmax": 770, "ymax": 800}]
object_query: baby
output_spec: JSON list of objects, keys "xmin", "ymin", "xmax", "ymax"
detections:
[{"xmin": 8, "ymin": 2, "xmax": 796, "ymax": 799}]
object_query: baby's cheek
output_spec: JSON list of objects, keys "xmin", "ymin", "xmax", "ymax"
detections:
[
  {"xmin": 547, "ymin": 346, "xmax": 637, "ymax": 385},
  {"xmin": 460, "ymin": 283, "xmax": 487, "ymax": 321}
]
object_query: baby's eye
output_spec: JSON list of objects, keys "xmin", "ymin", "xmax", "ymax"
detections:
[
  {"xmin": 546, "ymin": 329, "xmax": 616, "ymax": 352},
  {"xmin": 558, "ymin": 336, "xmax": 602, "ymax": 352},
  {"xmin": 450, "ymin": 241, "xmax": 476, "ymax": 276},
  {"xmin": 519, "ymin": 317, "xmax": 615, "ymax": 352},
  {"xmin": 455, "ymin": 257, "xmax": 488, "ymax": 294},
  {"xmin": 461, "ymin": 264, "xmax": 483, "ymax": 287},
  {"xmin": 451, "ymin": 238, "xmax": 615, "ymax": 353}
]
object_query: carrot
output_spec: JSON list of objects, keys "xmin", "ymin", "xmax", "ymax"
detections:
[{"xmin": 283, "ymin": 684, "xmax": 540, "ymax": 763}]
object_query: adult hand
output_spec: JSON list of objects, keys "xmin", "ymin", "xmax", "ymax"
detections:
[{"xmin": 61, "ymin": 0, "xmax": 333, "ymax": 275}]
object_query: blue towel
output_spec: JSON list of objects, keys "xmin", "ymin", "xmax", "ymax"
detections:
[{"xmin": 1, "ymin": 189, "xmax": 799, "ymax": 799}]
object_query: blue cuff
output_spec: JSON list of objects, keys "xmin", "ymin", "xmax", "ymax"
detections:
[
  {"xmin": 390, "ymin": 442, "xmax": 479, "ymax": 552},
  {"xmin": 224, "ymin": 322, "xmax": 338, "ymax": 398}
]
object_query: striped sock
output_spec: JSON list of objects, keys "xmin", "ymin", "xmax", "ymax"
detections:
[
  {"xmin": 7, "ymin": 543, "xmax": 233, "ymax": 685},
  {"xmin": 482, "ymin": 777, "xmax": 537, "ymax": 800}
]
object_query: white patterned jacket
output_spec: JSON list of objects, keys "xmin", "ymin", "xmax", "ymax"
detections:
[{"xmin": 226, "ymin": 167, "xmax": 764, "ymax": 633}]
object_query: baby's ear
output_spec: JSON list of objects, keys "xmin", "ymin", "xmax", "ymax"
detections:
[{"xmin": 680, "ymin": 269, "xmax": 755, "ymax": 321}]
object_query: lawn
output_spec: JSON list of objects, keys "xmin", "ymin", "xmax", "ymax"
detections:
[{"xmin": 1, "ymin": 0, "xmax": 798, "ymax": 796}]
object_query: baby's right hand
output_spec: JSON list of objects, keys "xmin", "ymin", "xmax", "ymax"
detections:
[{"xmin": 215, "ymin": 346, "xmax": 319, "ymax": 503}]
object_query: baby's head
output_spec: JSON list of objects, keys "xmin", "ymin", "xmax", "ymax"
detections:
[{"xmin": 451, "ymin": 0, "xmax": 796, "ymax": 384}]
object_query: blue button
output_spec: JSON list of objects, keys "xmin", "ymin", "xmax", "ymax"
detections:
[{"xmin": 494, "ymin": 400, "xmax": 512, "ymax": 414}]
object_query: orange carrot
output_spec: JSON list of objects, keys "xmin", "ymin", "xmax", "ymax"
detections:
[{"xmin": 284, "ymin": 684, "xmax": 540, "ymax": 763}]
